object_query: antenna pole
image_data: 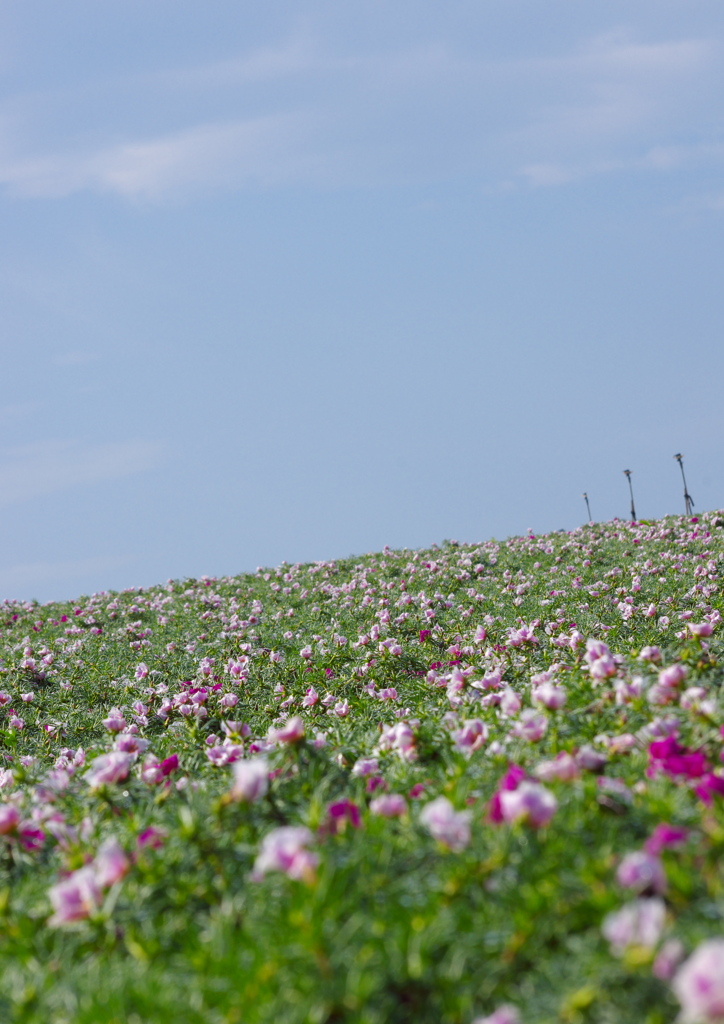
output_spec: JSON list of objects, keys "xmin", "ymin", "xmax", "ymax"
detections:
[
  {"xmin": 674, "ymin": 454, "xmax": 694, "ymax": 516},
  {"xmin": 582, "ymin": 492, "xmax": 592, "ymax": 522},
  {"xmin": 623, "ymin": 470, "xmax": 636, "ymax": 522}
]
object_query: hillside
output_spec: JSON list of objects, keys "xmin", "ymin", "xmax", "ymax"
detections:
[{"xmin": 1, "ymin": 513, "xmax": 723, "ymax": 1023}]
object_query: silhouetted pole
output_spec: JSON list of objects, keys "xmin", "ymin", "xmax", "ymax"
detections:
[
  {"xmin": 674, "ymin": 454, "xmax": 694, "ymax": 515},
  {"xmin": 623, "ymin": 470, "xmax": 636, "ymax": 522},
  {"xmin": 583, "ymin": 492, "xmax": 592, "ymax": 522}
]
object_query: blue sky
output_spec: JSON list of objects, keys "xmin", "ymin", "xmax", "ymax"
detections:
[{"xmin": 2, "ymin": 0, "xmax": 724, "ymax": 601}]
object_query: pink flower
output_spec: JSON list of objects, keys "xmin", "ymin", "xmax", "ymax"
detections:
[
  {"xmin": 575, "ymin": 745, "xmax": 608, "ymax": 772},
  {"xmin": 48, "ymin": 866, "xmax": 103, "ymax": 925},
  {"xmin": 206, "ymin": 745, "xmax": 243, "ymax": 766},
  {"xmin": 419, "ymin": 796, "xmax": 471, "ymax": 851},
  {"xmin": 533, "ymin": 752, "xmax": 579, "ymax": 782},
  {"xmin": 639, "ymin": 646, "xmax": 662, "ymax": 663},
  {"xmin": 451, "ymin": 719, "xmax": 488, "ymax": 756},
  {"xmin": 616, "ymin": 851, "xmax": 667, "ymax": 894},
  {"xmin": 102, "ymin": 708, "xmax": 127, "ymax": 733},
  {"xmin": 659, "ymin": 663, "xmax": 688, "ymax": 688},
  {"xmin": 377, "ymin": 688, "xmax": 398, "ymax": 701},
  {"xmin": 332, "ymin": 700, "xmax": 350, "ymax": 718},
  {"xmin": 84, "ymin": 751, "xmax": 133, "ymax": 790},
  {"xmin": 219, "ymin": 693, "xmax": 238, "ymax": 709},
  {"xmin": 500, "ymin": 689, "xmax": 522, "ymax": 716},
  {"xmin": 301, "ymin": 687, "xmax": 319, "ymax": 707},
  {"xmin": 134, "ymin": 663, "xmax": 149, "ymax": 680},
  {"xmin": 370, "ymin": 793, "xmax": 407, "ymax": 818},
  {"xmin": 352, "ymin": 757, "xmax": 379, "ymax": 777},
  {"xmin": 230, "ymin": 758, "xmax": 269, "ymax": 803},
  {"xmin": 0, "ymin": 804, "xmax": 20, "ymax": 835},
  {"xmin": 93, "ymin": 838, "xmax": 130, "ymax": 887},
  {"xmin": 268, "ymin": 716, "xmax": 305, "ymax": 745},
  {"xmin": 299, "ymin": 646, "xmax": 313, "ymax": 660},
  {"xmin": 509, "ymin": 710, "xmax": 548, "ymax": 742},
  {"xmin": 532, "ymin": 682, "xmax": 567, "ymax": 710},
  {"xmin": 472, "ymin": 1007, "xmax": 520, "ymax": 1024},
  {"xmin": 689, "ymin": 622, "xmax": 714, "ymax": 638},
  {"xmin": 499, "ymin": 781, "xmax": 557, "ymax": 828},
  {"xmin": 673, "ymin": 939, "xmax": 724, "ymax": 1023},
  {"xmin": 652, "ymin": 938, "xmax": 685, "ymax": 981},
  {"xmin": 602, "ymin": 898, "xmax": 665, "ymax": 955},
  {"xmin": 252, "ymin": 826, "xmax": 318, "ymax": 883}
]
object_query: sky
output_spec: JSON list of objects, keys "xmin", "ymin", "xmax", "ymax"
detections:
[{"xmin": 1, "ymin": 0, "xmax": 724, "ymax": 602}]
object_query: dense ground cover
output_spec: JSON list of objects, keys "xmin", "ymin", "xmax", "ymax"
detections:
[{"xmin": 1, "ymin": 513, "xmax": 724, "ymax": 1023}]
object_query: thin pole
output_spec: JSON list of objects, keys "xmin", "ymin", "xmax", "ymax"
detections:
[
  {"xmin": 582, "ymin": 492, "xmax": 592, "ymax": 522},
  {"xmin": 674, "ymin": 454, "xmax": 694, "ymax": 516},
  {"xmin": 623, "ymin": 470, "xmax": 636, "ymax": 522}
]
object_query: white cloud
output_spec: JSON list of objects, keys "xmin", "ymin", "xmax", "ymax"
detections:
[{"xmin": 0, "ymin": 438, "xmax": 164, "ymax": 507}]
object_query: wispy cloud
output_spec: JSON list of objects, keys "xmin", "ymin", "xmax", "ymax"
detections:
[
  {"xmin": 0, "ymin": 439, "xmax": 165, "ymax": 507},
  {"xmin": 0, "ymin": 113, "xmax": 326, "ymax": 200},
  {"xmin": 0, "ymin": 27, "xmax": 720, "ymax": 200}
]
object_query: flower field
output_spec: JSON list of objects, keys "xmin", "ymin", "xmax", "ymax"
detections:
[{"xmin": 2, "ymin": 514, "xmax": 724, "ymax": 1024}]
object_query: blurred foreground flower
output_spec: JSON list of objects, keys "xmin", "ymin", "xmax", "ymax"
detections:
[
  {"xmin": 252, "ymin": 826, "xmax": 318, "ymax": 883},
  {"xmin": 602, "ymin": 898, "xmax": 665, "ymax": 955},
  {"xmin": 230, "ymin": 758, "xmax": 269, "ymax": 803},
  {"xmin": 419, "ymin": 796, "xmax": 471, "ymax": 851},
  {"xmin": 672, "ymin": 939, "xmax": 724, "ymax": 1023}
]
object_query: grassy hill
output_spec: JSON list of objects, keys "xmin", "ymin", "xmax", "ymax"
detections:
[{"xmin": 1, "ymin": 512, "xmax": 724, "ymax": 1023}]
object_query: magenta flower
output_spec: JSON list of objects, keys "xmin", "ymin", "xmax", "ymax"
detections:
[
  {"xmin": 326, "ymin": 799, "xmax": 361, "ymax": 833},
  {"xmin": 648, "ymin": 738, "xmax": 708, "ymax": 780},
  {"xmin": 694, "ymin": 773, "xmax": 724, "ymax": 805},
  {"xmin": 230, "ymin": 758, "xmax": 269, "ymax": 803},
  {"xmin": 673, "ymin": 939, "xmax": 724, "ymax": 1023},
  {"xmin": 419, "ymin": 796, "xmax": 471, "ymax": 851},
  {"xmin": 645, "ymin": 823, "xmax": 688, "ymax": 855},
  {"xmin": 137, "ymin": 827, "xmax": 167, "ymax": 849}
]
